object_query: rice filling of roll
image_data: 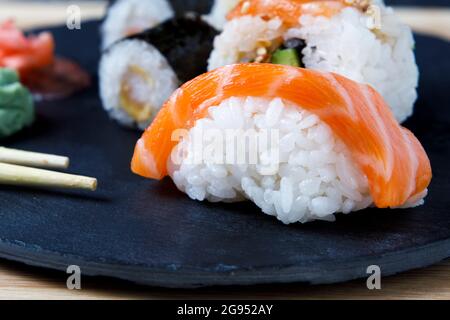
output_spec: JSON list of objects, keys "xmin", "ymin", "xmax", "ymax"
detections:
[{"xmin": 100, "ymin": 40, "xmax": 178, "ymax": 129}]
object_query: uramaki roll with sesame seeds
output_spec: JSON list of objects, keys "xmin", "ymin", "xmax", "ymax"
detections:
[{"xmin": 208, "ymin": 0, "xmax": 419, "ymax": 123}]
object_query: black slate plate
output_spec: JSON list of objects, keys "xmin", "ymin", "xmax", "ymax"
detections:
[{"xmin": 0, "ymin": 19, "xmax": 449, "ymax": 288}]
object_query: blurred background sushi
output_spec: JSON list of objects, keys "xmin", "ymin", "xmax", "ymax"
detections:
[
  {"xmin": 99, "ymin": 15, "xmax": 217, "ymax": 129},
  {"xmin": 101, "ymin": 0, "xmax": 174, "ymax": 50}
]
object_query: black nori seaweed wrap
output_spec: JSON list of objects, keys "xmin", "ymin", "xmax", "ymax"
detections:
[{"xmin": 125, "ymin": 14, "xmax": 218, "ymax": 83}]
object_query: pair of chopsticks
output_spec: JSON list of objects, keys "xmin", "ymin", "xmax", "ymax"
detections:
[{"xmin": 0, "ymin": 147, "xmax": 97, "ymax": 191}]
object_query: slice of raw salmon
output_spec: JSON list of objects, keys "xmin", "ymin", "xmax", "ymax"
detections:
[{"xmin": 131, "ymin": 64, "xmax": 431, "ymax": 208}]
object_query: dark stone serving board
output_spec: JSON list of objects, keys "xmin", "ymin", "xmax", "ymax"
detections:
[{"xmin": 0, "ymin": 18, "xmax": 449, "ymax": 288}]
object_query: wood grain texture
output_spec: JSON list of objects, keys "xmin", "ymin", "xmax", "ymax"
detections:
[
  {"xmin": 0, "ymin": 0, "xmax": 107, "ymax": 30},
  {"xmin": 1, "ymin": 259, "xmax": 450, "ymax": 300},
  {"xmin": 0, "ymin": 0, "xmax": 449, "ymax": 300}
]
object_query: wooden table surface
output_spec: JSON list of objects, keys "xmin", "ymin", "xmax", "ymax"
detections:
[{"xmin": 0, "ymin": 1, "xmax": 449, "ymax": 300}]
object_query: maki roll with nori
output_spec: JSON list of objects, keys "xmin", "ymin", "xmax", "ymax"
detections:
[
  {"xmin": 99, "ymin": 15, "xmax": 218, "ymax": 130},
  {"xmin": 101, "ymin": 0, "xmax": 174, "ymax": 49}
]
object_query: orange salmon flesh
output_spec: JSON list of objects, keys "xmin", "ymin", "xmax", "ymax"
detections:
[
  {"xmin": 131, "ymin": 64, "xmax": 431, "ymax": 209},
  {"xmin": 228, "ymin": 0, "xmax": 351, "ymax": 27}
]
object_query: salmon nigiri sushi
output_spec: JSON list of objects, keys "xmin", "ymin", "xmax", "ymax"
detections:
[
  {"xmin": 131, "ymin": 64, "xmax": 431, "ymax": 224},
  {"xmin": 208, "ymin": 0, "xmax": 419, "ymax": 123}
]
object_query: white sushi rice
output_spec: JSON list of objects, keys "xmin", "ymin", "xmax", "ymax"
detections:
[
  {"xmin": 169, "ymin": 97, "xmax": 376, "ymax": 224},
  {"xmin": 204, "ymin": 0, "xmax": 241, "ymax": 30},
  {"xmin": 208, "ymin": 16, "xmax": 285, "ymax": 66},
  {"xmin": 99, "ymin": 39, "xmax": 179, "ymax": 130},
  {"xmin": 208, "ymin": 5, "xmax": 419, "ymax": 123},
  {"xmin": 101, "ymin": 0, "xmax": 174, "ymax": 49}
]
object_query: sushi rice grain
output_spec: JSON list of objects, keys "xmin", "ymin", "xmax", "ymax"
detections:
[{"xmin": 169, "ymin": 97, "xmax": 376, "ymax": 224}]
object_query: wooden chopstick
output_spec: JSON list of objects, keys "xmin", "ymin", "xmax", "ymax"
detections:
[
  {"xmin": 0, "ymin": 162, "xmax": 97, "ymax": 191},
  {"xmin": 0, "ymin": 147, "xmax": 69, "ymax": 170}
]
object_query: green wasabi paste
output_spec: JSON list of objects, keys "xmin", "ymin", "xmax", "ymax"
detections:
[{"xmin": 0, "ymin": 68, "xmax": 35, "ymax": 138}]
